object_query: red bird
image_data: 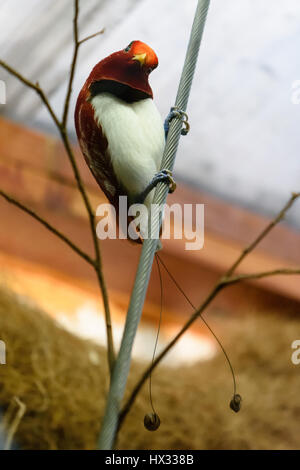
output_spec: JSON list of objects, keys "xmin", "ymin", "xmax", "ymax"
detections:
[{"xmin": 75, "ymin": 40, "xmax": 175, "ymax": 242}]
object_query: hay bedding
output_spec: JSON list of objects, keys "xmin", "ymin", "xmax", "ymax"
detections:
[{"xmin": 0, "ymin": 286, "xmax": 299, "ymax": 450}]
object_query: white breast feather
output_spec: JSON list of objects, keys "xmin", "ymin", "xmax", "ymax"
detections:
[{"xmin": 91, "ymin": 93, "xmax": 165, "ymax": 202}]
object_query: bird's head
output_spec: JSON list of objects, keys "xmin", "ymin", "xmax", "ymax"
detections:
[
  {"xmin": 85, "ymin": 40, "xmax": 159, "ymax": 102},
  {"xmin": 123, "ymin": 40, "xmax": 158, "ymax": 74}
]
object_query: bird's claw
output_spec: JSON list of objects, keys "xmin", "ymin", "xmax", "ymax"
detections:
[
  {"xmin": 158, "ymin": 169, "xmax": 177, "ymax": 193},
  {"xmin": 164, "ymin": 107, "xmax": 190, "ymax": 139},
  {"xmin": 137, "ymin": 169, "xmax": 177, "ymax": 204}
]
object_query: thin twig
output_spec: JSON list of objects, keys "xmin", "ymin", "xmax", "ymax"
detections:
[
  {"xmin": 0, "ymin": 189, "xmax": 94, "ymax": 266},
  {"xmin": 223, "ymin": 268, "xmax": 300, "ymax": 286},
  {"xmin": 62, "ymin": 5, "xmax": 104, "ymax": 124},
  {"xmin": 62, "ymin": 0, "xmax": 80, "ymax": 129},
  {"xmin": 118, "ymin": 192, "xmax": 300, "ymax": 430},
  {"xmin": 225, "ymin": 192, "xmax": 300, "ymax": 277},
  {"xmin": 0, "ymin": 60, "xmax": 60, "ymax": 129},
  {"xmin": 78, "ymin": 28, "xmax": 105, "ymax": 46}
]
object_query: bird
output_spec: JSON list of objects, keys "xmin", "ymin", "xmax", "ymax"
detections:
[{"xmin": 74, "ymin": 40, "xmax": 175, "ymax": 243}]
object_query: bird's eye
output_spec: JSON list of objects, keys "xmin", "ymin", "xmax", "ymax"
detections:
[{"xmin": 124, "ymin": 41, "xmax": 134, "ymax": 52}]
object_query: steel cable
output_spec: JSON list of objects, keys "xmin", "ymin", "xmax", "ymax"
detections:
[{"xmin": 98, "ymin": 0, "xmax": 211, "ymax": 450}]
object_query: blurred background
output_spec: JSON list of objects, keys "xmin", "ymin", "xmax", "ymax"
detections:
[{"xmin": 0, "ymin": 0, "xmax": 300, "ymax": 450}]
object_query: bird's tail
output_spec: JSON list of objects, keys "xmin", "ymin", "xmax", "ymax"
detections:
[
  {"xmin": 154, "ymin": 251, "xmax": 237, "ymax": 398},
  {"xmin": 134, "ymin": 234, "xmax": 235, "ymax": 391}
]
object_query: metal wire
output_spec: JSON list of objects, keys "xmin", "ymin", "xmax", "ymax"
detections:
[{"xmin": 98, "ymin": 0, "xmax": 211, "ymax": 450}]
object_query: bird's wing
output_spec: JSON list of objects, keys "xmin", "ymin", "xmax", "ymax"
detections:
[
  {"xmin": 75, "ymin": 90, "xmax": 142, "ymax": 244},
  {"xmin": 75, "ymin": 91, "xmax": 123, "ymax": 207}
]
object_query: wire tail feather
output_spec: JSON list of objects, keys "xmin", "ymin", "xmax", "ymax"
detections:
[{"xmin": 155, "ymin": 252, "xmax": 237, "ymax": 396}]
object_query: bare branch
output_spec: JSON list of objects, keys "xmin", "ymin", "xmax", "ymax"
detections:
[
  {"xmin": 61, "ymin": 0, "xmax": 115, "ymax": 371},
  {"xmin": 118, "ymin": 191, "xmax": 300, "ymax": 430},
  {"xmin": 0, "ymin": 189, "xmax": 95, "ymax": 266},
  {"xmin": 0, "ymin": 0, "xmax": 115, "ymax": 374},
  {"xmin": 1, "ymin": 0, "xmax": 114, "ymax": 377},
  {"xmin": 0, "ymin": 60, "xmax": 60, "ymax": 129}
]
